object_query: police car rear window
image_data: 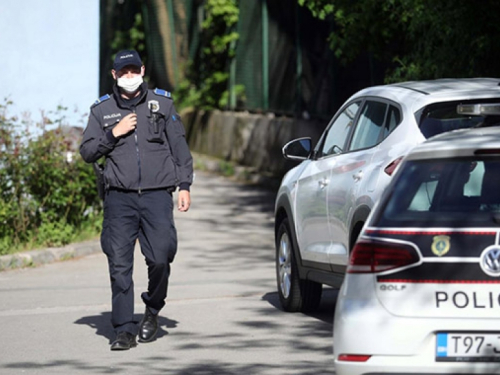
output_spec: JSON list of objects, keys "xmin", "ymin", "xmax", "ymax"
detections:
[{"xmin": 375, "ymin": 158, "xmax": 500, "ymax": 227}]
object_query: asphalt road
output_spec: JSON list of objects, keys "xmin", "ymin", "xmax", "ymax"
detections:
[{"xmin": 0, "ymin": 170, "xmax": 337, "ymax": 375}]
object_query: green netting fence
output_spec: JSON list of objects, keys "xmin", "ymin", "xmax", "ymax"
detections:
[{"xmin": 100, "ymin": 0, "xmax": 384, "ymax": 119}]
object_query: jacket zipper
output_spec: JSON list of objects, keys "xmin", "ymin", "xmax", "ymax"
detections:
[{"xmin": 132, "ymin": 107, "xmax": 142, "ymax": 194}]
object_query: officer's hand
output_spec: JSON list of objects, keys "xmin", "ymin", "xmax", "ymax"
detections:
[
  {"xmin": 112, "ymin": 113, "xmax": 137, "ymax": 137},
  {"xmin": 178, "ymin": 190, "xmax": 191, "ymax": 212}
]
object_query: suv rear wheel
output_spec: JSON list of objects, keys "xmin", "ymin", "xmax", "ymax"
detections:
[{"xmin": 276, "ymin": 218, "xmax": 322, "ymax": 312}]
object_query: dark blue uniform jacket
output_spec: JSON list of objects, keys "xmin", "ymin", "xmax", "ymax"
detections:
[{"xmin": 79, "ymin": 83, "xmax": 193, "ymax": 192}]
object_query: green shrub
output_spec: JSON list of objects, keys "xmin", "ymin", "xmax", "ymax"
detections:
[
  {"xmin": 219, "ymin": 160, "xmax": 235, "ymax": 177},
  {"xmin": 0, "ymin": 100, "xmax": 102, "ymax": 255},
  {"xmin": 36, "ymin": 219, "xmax": 74, "ymax": 248}
]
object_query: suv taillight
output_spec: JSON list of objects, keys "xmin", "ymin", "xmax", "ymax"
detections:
[
  {"xmin": 384, "ymin": 156, "xmax": 404, "ymax": 176},
  {"xmin": 348, "ymin": 240, "xmax": 420, "ymax": 274},
  {"xmin": 338, "ymin": 354, "xmax": 371, "ymax": 362}
]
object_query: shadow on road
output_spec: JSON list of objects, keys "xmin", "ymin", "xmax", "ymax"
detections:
[
  {"xmin": 262, "ymin": 287, "xmax": 338, "ymax": 325},
  {"xmin": 1, "ymin": 359, "xmax": 333, "ymax": 375},
  {"xmin": 74, "ymin": 312, "xmax": 178, "ymax": 343}
]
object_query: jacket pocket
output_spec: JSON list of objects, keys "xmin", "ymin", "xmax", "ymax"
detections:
[
  {"xmin": 146, "ymin": 113, "xmax": 165, "ymax": 144},
  {"xmin": 103, "ymin": 118, "xmax": 120, "ymax": 130}
]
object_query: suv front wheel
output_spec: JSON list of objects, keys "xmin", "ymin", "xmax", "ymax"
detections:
[{"xmin": 276, "ymin": 218, "xmax": 322, "ymax": 312}]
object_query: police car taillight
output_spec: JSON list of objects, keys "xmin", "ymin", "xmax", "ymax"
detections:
[{"xmin": 348, "ymin": 240, "xmax": 420, "ymax": 273}]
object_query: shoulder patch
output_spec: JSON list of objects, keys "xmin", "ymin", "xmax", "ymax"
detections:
[
  {"xmin": 154, "ymin": 88, "xmax": 172, "ymax": 99},
  {"xmin": 93, "ymin": 94, "xmax": 111, "ymax": 106}
]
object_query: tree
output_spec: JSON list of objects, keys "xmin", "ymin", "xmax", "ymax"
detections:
[
  {"xmin": 177, "ymin": 0, "xmax": 240, "ymax": 109},
  {"xmin": 299, "ymin": 0, "xmax": 500, "ymax": 82}
]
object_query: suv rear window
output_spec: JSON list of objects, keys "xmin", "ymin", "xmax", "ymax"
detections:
[
  {"xmin": 374, "ymin": 157, "xmax": 500, "ymax": 227},
  {"xmin": 418, "ymin": 99, "xmax": 500, "ymax": 139}
]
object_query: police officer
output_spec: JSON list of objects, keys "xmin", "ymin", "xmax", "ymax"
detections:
[{"xmin": 80, "ymin": 50, "xmax": 193, "ymax": 350}]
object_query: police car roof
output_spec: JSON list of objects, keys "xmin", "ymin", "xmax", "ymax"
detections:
[{"xmin": 405, "ymin": 127, "xmax": 500, "ymax": 161}]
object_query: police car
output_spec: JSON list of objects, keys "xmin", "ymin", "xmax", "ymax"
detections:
[{"xmin": 333, "ymin": 106, "xmax": 500, "ymax": 374}]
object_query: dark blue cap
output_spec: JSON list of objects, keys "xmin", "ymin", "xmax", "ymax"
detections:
[{"xmin": 113, "ymin": 50, "xmax": 143, "ymax": 71}]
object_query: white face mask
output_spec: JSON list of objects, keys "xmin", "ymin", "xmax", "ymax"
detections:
[{"xmin": 117, "ymin": 75, "xmax": 143, "ymax": 94}]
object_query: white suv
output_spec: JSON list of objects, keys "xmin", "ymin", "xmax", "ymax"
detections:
[{"xmin": 274, "ymin": 78, "xmax": 500, "ymax": 312}]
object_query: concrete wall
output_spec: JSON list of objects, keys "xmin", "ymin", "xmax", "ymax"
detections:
[{"xmin": 182, "ymin": 109, "xmax": 327, "ymax": 179}]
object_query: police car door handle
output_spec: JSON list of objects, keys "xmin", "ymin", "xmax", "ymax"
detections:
[
  {"xmin": 353, "ymin": 170, "xmax": 363, "ymax": 181},
  {"xmin": 318, "ymin": 178, "xmax": 329, "ymax": 189}
]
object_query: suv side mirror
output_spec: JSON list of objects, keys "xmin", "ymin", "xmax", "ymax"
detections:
[{"xmin": 282, "ymin": 137, "xmax": 312, "ymax": 161}]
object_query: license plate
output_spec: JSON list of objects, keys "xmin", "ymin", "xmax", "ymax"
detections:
[{"xmin": 436, "ymin": 333, "xmax": 500, "ymax": 362}]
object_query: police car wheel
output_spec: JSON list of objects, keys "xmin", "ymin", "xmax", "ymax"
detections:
[{"xmin": 276, "ymin": 218, "xmax": 322, "ymax": 312}]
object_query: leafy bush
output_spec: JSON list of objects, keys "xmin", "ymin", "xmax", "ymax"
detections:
[
  {"xmin": 36, "ymin": 219, "xmax": 74, "ymax": 248},
  {"xmin": 0, "ymin": 100, "xmax": 102, "ymax": 255}
]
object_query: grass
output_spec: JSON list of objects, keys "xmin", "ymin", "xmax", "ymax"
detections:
[{"xmin": 0, "ymin": 217, "xmax": 102, "ymax": 257}]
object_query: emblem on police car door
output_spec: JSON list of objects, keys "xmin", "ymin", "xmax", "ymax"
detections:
[
  {"xmin": 431, "ymin": 235, "xmax": 450, "ymax": 256},
  {"xmin": 148, "ymin": 100, "xmax": 160, "ymax": 112},
  {"xmin": 480, "ymin": 247, "xmax": 500, "ymax": 277}
]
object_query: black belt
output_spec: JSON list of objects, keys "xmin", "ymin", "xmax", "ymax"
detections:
[{"xmin": 108, "ymin": 186, "xmax": 176, "ymax": 194}]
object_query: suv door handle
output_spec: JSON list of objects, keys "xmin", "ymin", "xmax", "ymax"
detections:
[
  {"xmin": 352, "ymin": 170, "xmax": 363, "ymax": 181},
  {"xmin": 318, "ymin": 178, "xmax": 329, "ymax": 189}
]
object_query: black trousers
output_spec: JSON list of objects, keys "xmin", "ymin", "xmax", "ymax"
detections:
[{"xmin": 101, "ymin": 189, "xmax": 177, "ymax": 334}]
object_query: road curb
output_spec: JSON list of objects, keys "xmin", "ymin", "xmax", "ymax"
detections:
[{"xmin": 0, "ymin": 239, "xmax": 101, "ymax": 272}]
